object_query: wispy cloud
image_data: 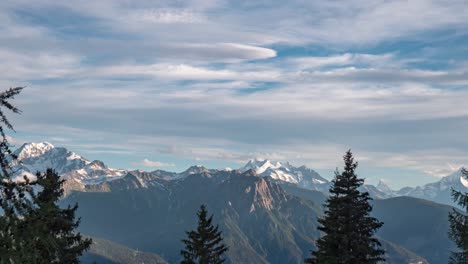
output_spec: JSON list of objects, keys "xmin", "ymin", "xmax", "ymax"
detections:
[
  {"xmin": 136, "ymin": 8, "xmax": 206, "ymax": 24},
  {"xmin": 94, "ymin": 63, "xmax": 280, "ymax": 81},
  {"xmin": 287, "ymin": 53, "xmax": 398, "ymax": 69},
  {"xmin": 1, "ymin": 0, "xmax": 468, "ymax": 187},
  {"xmin": 134, "ymin": 158, "xmax": 175, "ymax": 168}
]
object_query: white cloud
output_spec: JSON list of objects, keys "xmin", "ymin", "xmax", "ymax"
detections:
[
  {"xmin": 94, "ymin": 63, "xmax": 280, "ymax": 81},
  {"xmin": 364, "ymin": 150, "xmax": 467, "ymax": 178},
  {"xmin": 1, "ymin": 0, "xmax": 468, "ymax": 189},
  {"xmin": 173, "ymin": 43, "xmax": 277, "ymax": 62},
  {"xmin": 134, "ymin": 158, "xmax": 175, "ymax": 168},
  {"xmin": 0, "ymin": 49, "xmax": 81, "ymax": 79},
  {"xmin": 136, "ymin": 8, "xmax": 206, "ymax": 24},
  {"xmin": 269, "ymin": 0, "xmax": 468, "ymax": 45},
  {"xmin": 288, "ymin": 53, "xmax": 397, "ymax": 69}
]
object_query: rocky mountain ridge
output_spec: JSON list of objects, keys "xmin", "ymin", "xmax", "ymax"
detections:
[
  {"xmin": 12, "ymin": 142, "xmax": 467, "ymax": 206},
  {"xmin": 11, "ymin": 142, "xmax": 453, "ymax": 263}
]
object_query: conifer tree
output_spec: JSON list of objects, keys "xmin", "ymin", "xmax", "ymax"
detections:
[
  {"xmin": 448, "ymin": 168, "xmax": 468, "ymax": 264},
  {"xmin": 0, "ymin": 87, "xmax": 90, "ymax": 263},
  {"xmin": 0, "ymin": 87, "xmax": 33, "ymax": 262},
  {"xmin": 181, "ymin": 205, "xmax": 228, "ymax": 264},
  {"xmin": 20, "ymin": 169, "xmax": 92, "ymax": 263},
  {"xmin": 306, "ymin": 150, "xmax": 385, "ymax": 264}
]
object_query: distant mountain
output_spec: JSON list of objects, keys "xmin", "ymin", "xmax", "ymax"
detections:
[
  {"xmin": 15, "ymin": 142, "xmax": 467, "ymax": 206},
  {"xmin": 11, "ymin": 143, "xmax": 396, "ymax": 199},
  {"xmin": 281, "ymin": 186, "xmax": 454, "ymax": 263},
  {"xmin": 240, "ymin": 159, "xmax": 398, "ymax": 200},
  {"xmin": 395, "ymin": 169, "xmax": 468, "ymax": 206},
  {"xmin": 65, "ymin": 170, "xmax": 322, "ymax": 263},
  {"xmin": 240, "ymin": 158, "xmax": 468, "ymax": 207},
  {"xmin": 62, "ymin": 169, "xmax": 430, "ymax": 264},
  {"xmin": 376, "ymin": 180, "xmax": 393, "ymax": 194},
  {"xmin": 13, "ymin": 142, "xmax": 126, "ymax": 186},
  {"xmin": 241, "ymin": 159, "xmax": 329, "ymax": 191},
  {"xmin": 12, "ymin": 142, "xmax": 459, "ymax": 263},
  {"xmin": 373, "ymin": 196, "xmax": 457, "ymax": 264}
]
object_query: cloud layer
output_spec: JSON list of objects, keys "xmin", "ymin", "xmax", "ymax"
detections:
[{"xmin": 1, "ymin": 0, "xmax": 468, "ymax": 188}]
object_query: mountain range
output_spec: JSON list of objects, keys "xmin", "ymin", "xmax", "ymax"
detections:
[
  {"xmin": 14, "ymin": 142, "xmax": 467, "ymax": 206},
  {"xmin": 11, "ymin": 142, "xmax": 462, "ymax": 263}
]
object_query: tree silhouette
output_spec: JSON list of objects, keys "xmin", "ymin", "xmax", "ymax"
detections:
[
  {"xmin": 0, "ymin": 87, "xmax": 91, "ymax": 262},
  {"xmin": 0, "ymin": 87, "xmax": 32, "ymax": 262},
  {"xmin": 306, "ymin": 150, "xmax": 385, "ymax": 264},
  {"xmin": 448, "ymin": 168, "xmax": 468, "ymax": 264},
  {"xmin": 19, "ymin": 169, "xmax": 92, "ymax": 263},
  {"xmin": 181, "ymin": 205, "xmax": 228, "ymax": 264}
]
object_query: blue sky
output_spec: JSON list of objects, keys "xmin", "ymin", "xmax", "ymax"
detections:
[{"xmin": 1, "ymin": 0, "xmax": 468, "ymax": 189}]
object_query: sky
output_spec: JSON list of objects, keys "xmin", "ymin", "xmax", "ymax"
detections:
[{"xmin": 1, "ymin": 0, "xmax": 468, "ymax": 189}]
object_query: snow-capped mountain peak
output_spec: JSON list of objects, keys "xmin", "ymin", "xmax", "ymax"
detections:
[
  {"xmin": 394, "ymin": 168, "xmax": 468, "ymax": 207},
  {"xmin": 243, "ymin": 159, "xmax": 286, "ymax": 174},
  {"xmin": 376, "ymin": 180, "xmax": 393, "ymax": 193},
  {"xmin": 12, "ymin": 142, "xmax": 126, "ymax": 188},
  {"xmin": 240, "ymin": 159, "xmax": 329, "ymax": 191},
  {"xmin": 15, "ymin": 142, "xmax": 55, "ymax": 160},
  {"xmin": 180, "ymin": 165, "xmax": 211, "ymax": 177}
]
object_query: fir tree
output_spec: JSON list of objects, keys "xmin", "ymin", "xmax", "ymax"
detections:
[
  {"xmin": 306, "ymin": 150, "xmax": 385, "ymax": 264},
  {"xmin": 0, "ymin": 87, "xmax": 33, "ymax": 262},
  {"xmin": 20, "ymin": 169, "xmax": 92, "ymax": 263},
  {"xmin": 448, "ymin": 168, "xmax": 468, "ymax": 264},
  {"xmin": 181, "ymin": 205, "xmax": 228, "ymax": 264},
  {"xmin": 0, "ymin": 87, "xmax": 90, "ymax": 263}
]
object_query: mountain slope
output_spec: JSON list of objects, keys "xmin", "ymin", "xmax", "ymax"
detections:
[
  {"xmin": 241, "ymin": 159, "xmax": 328, "ymax": 191},
  {"xmin": 13, "ymin": 142, "xmax": 455, "ymax": 263},
  {"xmin": 64, "ymin": 171, "xmax": 323, "ymax": 264},
  {"xmin": 11, "ymin": 143, "xmax": 401, "ymax": 200},
  {"xmin": 282, "ymin": 185, "xmax": 455, "ymax": 263},
  {"xmin": 380, "ymin": 240, "xmax": 429, "ymax": 264},
  {"xmin": 373, "ymin": 196, "xmax": 456, "ymax": 264},
  {"xmin": 62, "ymin": 170, "xmax": 429, "ymax": 264},
  {"xmin": 13, "ymin": 142, "xmax": 126, "ymax": 186},
  {"xmin": 396, "ymin": 169, "xmax": 468, "ymax": 207},
  {"xmin": 82, "ymin": 236, "xmax": 167, "ymax": 264}
]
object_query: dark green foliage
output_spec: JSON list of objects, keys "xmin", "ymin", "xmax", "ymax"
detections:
[
  {"xmin": 20, "ymin": 169, "xmax": 92, "ymax": 263},
  {"xmin": 0, "ymin": 87, "xmax": 34, "ymax": 263},
  {"xmin": 181, "ymin": 205, "xmax": 228, "ymax": 264},
  {"xmin": 449, "ymin": 168, "xmax": 468, "ymax": 264},
  {"xmin": 0, "ymin": 87, "xmax": 90, "ymax": 263},
  {"xmin": 306, "ymin": 150, "xmax": 385, "ymax": 264}
]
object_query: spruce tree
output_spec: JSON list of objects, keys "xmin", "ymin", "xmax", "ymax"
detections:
[
  {"xmin": 20, "ymin": 169, "xmax": 92, "ymax": 263},
  {"xmin": 306, "ymin": 150, "xmax": 385, "ymax": 264},
  {"xmin": 181, "ymin": 205, "xmax": 228, "ymax": 264},
  {"xmin": 0, "ymin": 87, "xmax": 33, "ymax": 262},
  {"xmin": 448, "ymin": 168, "xmax": 468, "ymax": 264},
  {"xmin": 0, "ymin": 87, "xmax": 91, "ymax": 263}
]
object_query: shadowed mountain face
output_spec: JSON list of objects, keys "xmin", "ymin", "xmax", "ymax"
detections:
[
  {"xmin": 372, "ymin": 197, "xmax": 456, "ymax": 264},
  {"xmin": 65, "ymin": 171, "xmax": 323, "ymax": 264},
  {"xmin": 285, "ymin": 185, "xmax": 456, "ymax": 264},
  {"xmin": 13, "ymin": 143, "xmax": 457, "ymax": 263},
  {"xmin": 62, "ymin": 170, "xmax": 430, "ymax": 264},
  {"xmin": 15, "ymin": 142, "xmax": 468, "ymax": 207}
]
